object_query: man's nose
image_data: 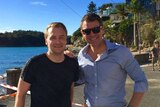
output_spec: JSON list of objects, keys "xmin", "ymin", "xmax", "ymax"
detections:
[{"xmin": 54, "ymin": 38, "xmax": 61, "ymax": 43}]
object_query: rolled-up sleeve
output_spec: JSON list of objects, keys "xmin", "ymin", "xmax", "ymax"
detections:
[{"xmin": 125, "ymin": 58, "xmax": 148, "ymax": 92}]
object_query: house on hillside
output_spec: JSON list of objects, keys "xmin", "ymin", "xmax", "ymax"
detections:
[{"xmin": 97, "ymin": 3, "xmax": 123, "ymax": 23}]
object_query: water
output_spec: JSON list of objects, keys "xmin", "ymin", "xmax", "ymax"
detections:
[{"xmin": 0, "ymin": 47, "xmax": 47, "ymax": 75}]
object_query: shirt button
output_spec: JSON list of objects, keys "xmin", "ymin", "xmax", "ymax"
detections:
[
  {"xmin": 95, "ymin": 96, "xmax": 98, "ymax": 99},
  {"xmin": 94, "ymin": 73, "xmax": 97, "ymax": 76}
]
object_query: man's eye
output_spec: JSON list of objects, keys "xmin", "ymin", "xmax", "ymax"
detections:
[
  {"xmin": 50, "ymin": 36, "xmax": 56, "ymax": 40},
  {"xmin": 60, "ymin": 37, "xmax": 66, "ymax": 40}
]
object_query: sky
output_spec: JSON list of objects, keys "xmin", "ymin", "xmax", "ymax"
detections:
[{"xmin": 0, "ymin": 0, "xmax": 125, "ymax": 35}]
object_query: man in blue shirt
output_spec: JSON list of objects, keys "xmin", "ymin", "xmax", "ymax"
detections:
[{"xmin": 78, "ymin": 13, "xmax": 148, "ymax": 107}]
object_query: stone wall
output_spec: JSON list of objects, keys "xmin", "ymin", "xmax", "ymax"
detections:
[{"xmin": 134, "ymin": 53, "xmax": 150, "ymax": 65}]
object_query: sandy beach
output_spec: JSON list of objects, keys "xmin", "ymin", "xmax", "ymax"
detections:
[{"xmin": 0, "ymin": 64, "xmax": 160, "ymax": 107}]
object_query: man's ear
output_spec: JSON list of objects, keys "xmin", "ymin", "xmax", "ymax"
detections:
[
  {"xmin": 80, "ymin": 30, "xmax": 83, "ymax": 35},
  {"xmin": 101, "ymin": 26, "xmax": 105, "ymax": 34},
  {"xmin": 45, "ymin": 39, "xmax": 47, "ymax": 45}
]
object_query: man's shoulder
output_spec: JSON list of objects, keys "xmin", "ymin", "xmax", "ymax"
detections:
[
  {"xmin": 29, "ymin": 53, "xmax": 46, "ymax": 63},
  {"xmin": 109, "ymin": 43, "xmax": 129, "ymax": 53},
  {"xmin": 108, "ymin": 44, "xmax": 133, "ymax": 60},
  {"xmin": 65, "ymin": 55, "xmax": 78, "ymax": 62}
]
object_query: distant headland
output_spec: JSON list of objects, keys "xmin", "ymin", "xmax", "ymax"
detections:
[
  {"xmin": 0, "ymin": 30, "xmax": 45, "ymax": 47},
  {"xmin": 0, "ymin": 30, "xmax": 72, "ymax": 47}
]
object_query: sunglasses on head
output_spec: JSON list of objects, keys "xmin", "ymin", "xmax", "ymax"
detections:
[{"xmin": 82, "ymin": 26, "xmax": 101, "ymax": 35}]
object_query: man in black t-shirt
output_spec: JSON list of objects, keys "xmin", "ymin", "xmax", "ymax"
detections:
[
  {"xmin": 151, "ymin": 40, "xmax": 160, "ymax": 71},
  {"xmin": 14, "ymin": 22, "xmax": 79, "ymax": 107}
]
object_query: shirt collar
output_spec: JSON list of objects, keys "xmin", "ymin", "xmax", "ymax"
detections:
[{"xmin": 81, "ymin": 40, "xmax": 120, "ymax": 55}]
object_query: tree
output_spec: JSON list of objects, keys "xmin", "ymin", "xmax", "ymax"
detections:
[
  {"xmin": 103, "ymin": 20, "xmax": 118, "ymax": 42},
  {"xmin": 71, "ymin": 28, "xmax": 86, "ymax": 46},
  {"xmin": 151, "ymin": 0, "xmax": 159, "ymax": 3},
  {"xmin": 116, "ymin": 3, "xmax": 128, "ymax": 20},
  {"xmin": 0, "ymin": 30, "xmax": 45, "ymax": 46},
  {"xmin": 71, "ymin": 1, "xmax": 97, "ymax": 46},
  {"xmin": 118, "ymin": 18, "xmax": 133, "ymax": 46},
  {"xmin": 155, "ymin": 28, "xmax": 160, "ymax": 39},
  {"xmin": 71, "ymin": 28, "xmax": 81, "ymax": 43},
  {"xmin": 141, "ymin": 22, "xmax": 155, "ymax": 47},
  {"xmin": 87, "ymin": 1, "xmax": 97, "ymax": 13},
  {"xmin": 126, "ymin": 0, "xmax": 142, "ymax": 46}
]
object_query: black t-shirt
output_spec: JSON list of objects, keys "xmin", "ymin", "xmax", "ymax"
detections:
[
  {"xmin": 152, "ymin": 47, "xmax": 159, "ymax": 57},
  {"xmin": 21, "ymin": 54, "xmax": 79, "ymax": 107}
]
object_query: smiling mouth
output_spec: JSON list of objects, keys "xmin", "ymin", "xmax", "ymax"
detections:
[
  {"xmin": 53, "ymin": 45, "xmax": 63, "ymax": 48},
  {"xmin": 90, "ymin": 36, "xmax": 98, "ymax": 41}
]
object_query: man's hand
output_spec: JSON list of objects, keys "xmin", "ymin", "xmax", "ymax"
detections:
[{"xmin": 64, "ymin": 50, "xmax": 74, "ymax": 57}]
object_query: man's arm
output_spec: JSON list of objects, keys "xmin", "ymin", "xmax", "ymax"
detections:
[
  {"xmin": 64, "ymin": 50, "xmax": 74, "ymax": 57},
  {"xmin": 14, "ymin": 78, "xmax": 31, "ymax": 107},
  {"xmin": 128, "ymin": 92, "xmax": 144, "ymax": 107}
]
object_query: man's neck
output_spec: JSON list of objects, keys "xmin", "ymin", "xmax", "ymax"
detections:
[
  {"xmin": 46, "ymin": 52, "xmax": 65, "ymax": 63},
  {"xmin": 87, "ymin": 41, "xmax": 107, "ymax": 61},
  {"xmin": 89, "ymin": 40, "xmax": 107, "ymax": 54}
]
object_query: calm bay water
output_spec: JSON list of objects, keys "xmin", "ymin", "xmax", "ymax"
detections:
[{"xmin": 0, "ymin": 47, "xmax": 47, "ymax": 74}]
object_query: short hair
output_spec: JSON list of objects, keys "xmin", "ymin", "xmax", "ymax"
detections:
[
  {"xmin": 80, "ymin": 13, "xmax": 103, "ymax": 29},
  {"xmin": 44, "ymin": 22, "xmax": 67, "ymax": 38},
  {"xmin": 154, "ymin": 40, "xmax": 159, "ymax": 44}
]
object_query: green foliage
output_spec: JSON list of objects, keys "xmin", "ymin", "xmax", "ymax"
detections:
[
  {"xmin": 140, "ymin": 19, "xmax": 156, "ymax": 47},
  {"xmin": 71, "ymin": 28, "xmax": 86, "ymax": 47},
  {"xmin": 115, "ymin": 3, "xmax": 128, "ymax": 19},
  {"xmin": 71, "ymin": 28, "xmax": 81, "ymax": 43},
  {"xmin": 103, "ymin": 20, "xmax": 118, "ymax": 42},
  {"xmin": 0, "ymin": 30, "xmax": 45, "ymax": 47},
  {"xmin": 151, "ymin": 0, "xmax": 158, "ymax": 3},
  {"xmin": 71, "ymin": 0, "xmax": 158, "ymax": 48},
  {"xmin": 103, "ymin": 11, "xmax": 133, "ymax": 46},
  {"xmin": 118, "ymin": 19, "xmax": 132, "ymax": 33},
  {"xmin": 127, "ymin": 0, "xmax": 141, "ymax": 13},
  {"xmin": 155, "ymin": 28, "xmax": 160, "ymax": 39},
  {"xmin": 87, "ymin": 1, "xmax": 97, "ymax": 13}
]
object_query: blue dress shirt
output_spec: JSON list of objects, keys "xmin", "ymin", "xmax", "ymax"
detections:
[{"xmin": 78, "ymin": 40, "xmax": 148, "ymax": 107}]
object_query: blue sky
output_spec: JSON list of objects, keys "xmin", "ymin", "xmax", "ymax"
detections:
[{"xmin": 0, "ymin": 0, "xmax": 125, "ymax": 35}]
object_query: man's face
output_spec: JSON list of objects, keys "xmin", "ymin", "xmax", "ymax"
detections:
[
  {"xmin": 155, "ymin": 43, "xmax": 159, "ymax": 48},
  {"xmin": 45, "ymin": 27, "xmax": 67, "ymax": 55},
  {"xmin": 81, "ymin": 20, "xmax": 104, "ymax": 46}
]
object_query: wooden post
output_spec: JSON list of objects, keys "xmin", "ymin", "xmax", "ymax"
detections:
[{"xmin": 6, "ymin": 68, "xmax": 21, "ymax": 94}]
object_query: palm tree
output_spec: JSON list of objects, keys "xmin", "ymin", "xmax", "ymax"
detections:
[
  {"xmin": 126, "ymin": 0, "xmax": 142, "ymax": 46},
  {"xmin": 151, "ymin": 0, "xmax": 160, "ymax": 19},
  {"xmin": 151, "ymin": 0, "xmax": 159, "ymax": 3},
  {"xmin": 115, "ymin": 3, "xmax": 128, "ymax": 20}
]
